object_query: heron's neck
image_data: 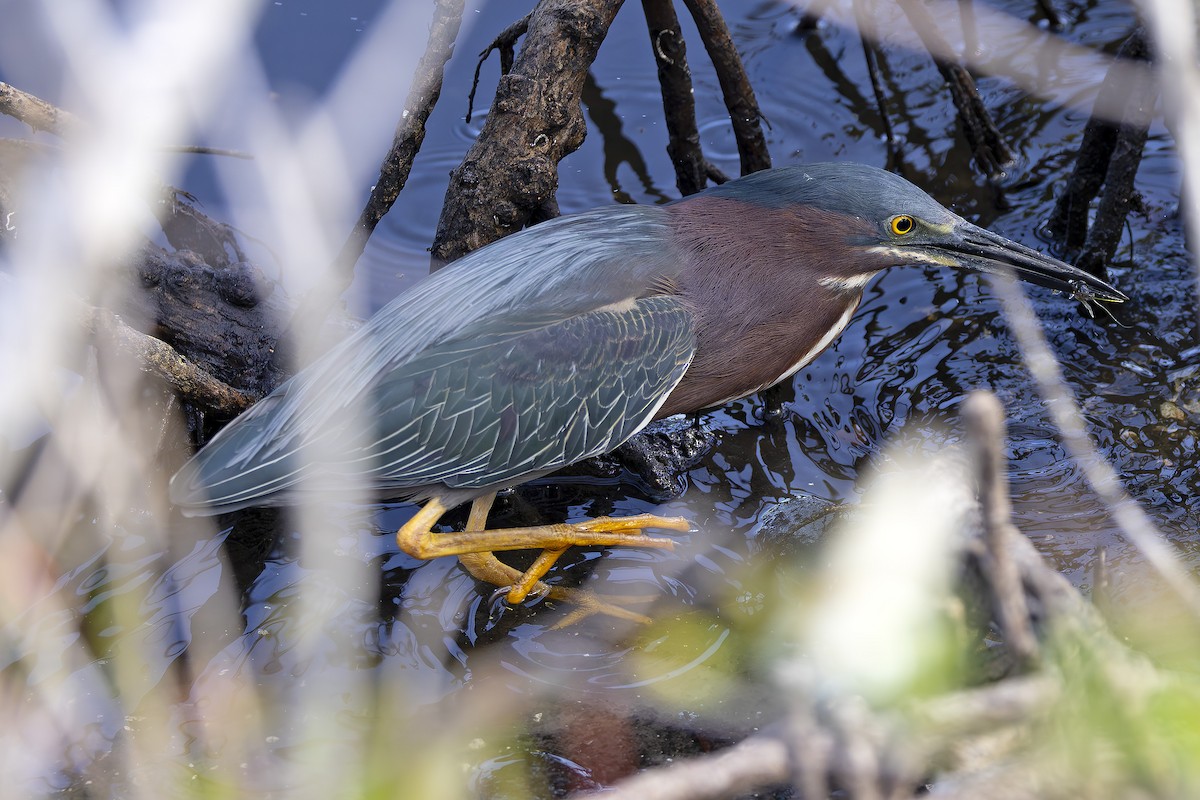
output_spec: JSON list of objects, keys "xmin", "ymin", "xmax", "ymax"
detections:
[{"xmin": 654, "ymin": 198, "xmax": 871, "ymax": 417}]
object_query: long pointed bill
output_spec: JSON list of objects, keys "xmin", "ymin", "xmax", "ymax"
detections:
[{"xmin": 937, "ymin": 222, "xmax": 1128, "ymax": 305}]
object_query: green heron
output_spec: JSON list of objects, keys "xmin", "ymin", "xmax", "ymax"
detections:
[{"xmin": 171, "ymin": 163, "xmax": 1125, "ymax": 622}]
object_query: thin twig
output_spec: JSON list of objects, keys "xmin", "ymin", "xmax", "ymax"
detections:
[
  {"xmin": 963, "ymin": 392, "xmax": 1040, "ymax": 669},
  {"xmin": 333, "ymin": 0, "xmax": 465, "ymax": 276},
  {"xmin": 679, "ymin": 0, "xmax": 771, "ymax": 175},
  {"xmin": 466, "ymin": 12, "xmax": 532, "ymax": 123},
  {"xmin": 641, "ymin": 0, "xmax": 707, "ymax": 195},
  {"xmin": 283, "ymin": 0, "xmax": 465, "ymax": 347}
]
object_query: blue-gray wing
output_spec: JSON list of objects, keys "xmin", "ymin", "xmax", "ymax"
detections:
[
  {"xmin": 171, "ymin": 295, "xmax": 694, "ymax": 512},
  {"xmin": 359, "ymin": 294, "xmax": 694, "ymax": 490}
]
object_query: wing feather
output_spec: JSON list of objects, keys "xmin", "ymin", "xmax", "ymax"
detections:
[
  {"xmin": 170, "ymin": 205, "xmax": 692, "ymax": 514},
  {"xmin": 361, "ymin": 295, "xmax": 695, "ymax": 490},
  {"xmin": 172, "ymin": 294, "xmax": 694, "ymax": 512}
]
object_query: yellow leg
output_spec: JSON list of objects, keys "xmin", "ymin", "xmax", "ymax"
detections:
[
  {"xmin": 504, "ymin": 547, "xmax": 568, "ymax": 603},
  {"xmin": 454, "ymin": 494, "xmax": 533, "ymax": 600},
  {"xmin": 396, "ymin": 493, "xmax": 683, "ymax": 625}
]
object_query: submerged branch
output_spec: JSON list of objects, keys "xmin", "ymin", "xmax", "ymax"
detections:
[
  {"xmin": 1046, "ymin": 28, "xmax": 1153, "ymax": 278},
  {"xmin": 893, "ymin": 0, "xmax": 1013, "ymax": 181}
]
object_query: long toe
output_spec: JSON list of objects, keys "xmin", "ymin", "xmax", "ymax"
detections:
[
  {"xmin": 576, "ymin": 513, "xmax": 691, "ymax": 535},
  {"xmin": 460, "ymin": 552, "xmax": 659, "ymax": 625},
  {"xmin": 543, "ymin": 585, "xmax": 660, "ymax": 628}
]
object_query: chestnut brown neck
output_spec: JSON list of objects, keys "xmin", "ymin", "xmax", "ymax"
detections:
[{"xmin": 655, "ymin": 196, "xmax": 882, "ymax": 417}]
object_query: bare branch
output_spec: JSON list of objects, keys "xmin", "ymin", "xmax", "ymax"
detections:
[
  {"xmin": 0, "ymin": 81, "xmax": 82, "ymax": 136},
  {"xmin": 679, "ymin": 0, "xmax": 771, "ymax": 175},
  {"xmin": 333, "ymin": 0, "xmax": 466, "ymax": 281},
  {"xmin": 963, "ymin": 392, "xmax": 1040, "ymax": 669},
  {"xmin": 641, "ymin": 0, "xmax": 707, "ymax": 195},
  {"xmin": 278, "ymin": 0, "xmax": 465, "ymax": 347},
  {"xmin": 83, "ymin": 303, "xmax": 254, "ymax": 416},
  {"xmin": 466, "ymin": 12, "xmax": 532, "ymax": 123}
]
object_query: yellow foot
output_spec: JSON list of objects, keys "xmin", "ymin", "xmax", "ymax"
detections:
[
  {"xmin": 459, "ymin": 551, "xmax": 662, "ymax": 627},
  {"xmin": 397, "ymin": 496, "xmax": 690, "ymax": 561},
  {"xmin": 498, "ymin": 512, "xmax": 691, "ymax": 603},
  {"xmin": 405, "ymin": 494, "xmax": 689, "ymax": 627},
  {"xmin": 504, "ymin": 546, "xmax": 568, "ymax": 604},
  {"xmin": 543, "ymin": 584, "xmax": 661, "ymax": 629}
]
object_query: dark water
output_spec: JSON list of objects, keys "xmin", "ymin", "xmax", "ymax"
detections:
[{"xmin": 8, "ymin": 0, "xmax": 1194, "ymax": 795}]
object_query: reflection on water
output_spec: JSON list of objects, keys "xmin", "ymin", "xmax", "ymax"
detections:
[{"xmin": 8, "ymin": 0, "xmax": 1192, "ymax": 794}]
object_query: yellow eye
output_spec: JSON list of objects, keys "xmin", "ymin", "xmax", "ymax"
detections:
[{"xmin": 890, "ymin": 215, "xmax": 915, "ymax": 236}]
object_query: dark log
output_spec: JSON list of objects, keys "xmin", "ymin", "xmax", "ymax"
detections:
[
  {"xmin": 0, "ymin": 83, "xmax": 284, "ymax": 412},
  {"xmin": 431, "ymin": 0, "xmax": 626, "ymax": 267},
  {"xmin": 119, "ymin": 241, "xmax": 286, "ymax": 405}
]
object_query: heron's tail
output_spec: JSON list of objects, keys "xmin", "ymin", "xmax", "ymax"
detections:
[{"xmin": 169, "ymin": 394, "xmax": 301, "ymax": 516}]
